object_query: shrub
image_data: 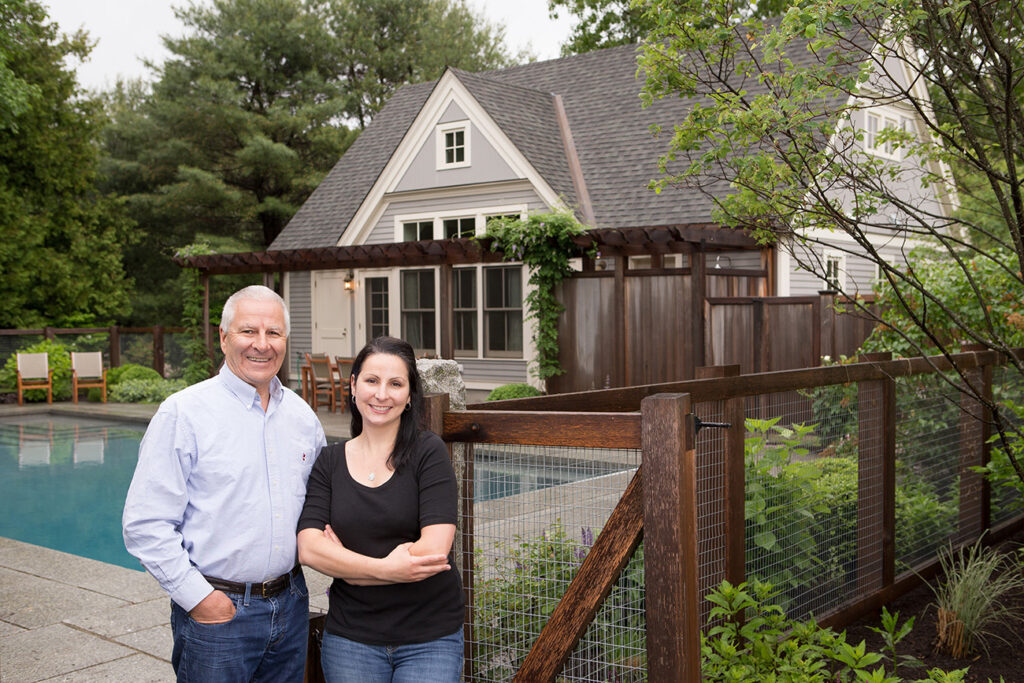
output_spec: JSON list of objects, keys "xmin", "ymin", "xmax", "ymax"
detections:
[
  {"xmin": 930, "ymin": 536, "xmax": 1024, "ymax": 659},
  {"xmin": 107, "ymin": 363, "xmax": 162, "ymax": 387},
  {"xmin": 0, "ymin": 339, "xmax": 73, "ymax": 401},
  {"xmin": 485, "ymin": 383, "xmax": 543, "ymax": 401},
  {"xmin": 703, "ymin": 580, "xmax": 967, "ymax": 681},
  {"xmin": 109, "ymin": 378, "xmax": 187, "ymax": 403}
]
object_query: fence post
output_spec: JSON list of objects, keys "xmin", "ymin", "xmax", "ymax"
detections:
[
  {"xmin": 959, "ymin": 344, "xmax": 992, "ymax": 539},
  {"xmin": 856, "ymin": 352, "xmax": 895, "ymax": 593},
  {"xmin": 752, "ymin": 300, "xmax": 765, "ymax": 373},
  {"xmin": 109, "ymin": 326, "xmax": 120, "ymax": 367},
  {"xmin": 43, "ymin": 326, "xmax": 54, "ymax": 340},
  {"xmin": 695, "ymin": 365, "xmax": 745, "ymax": 592},
  {"xmin": 153, "ymin": 325, "xmax": 165, "ymax": 377},
  {"xmin": 202, "ymin": 272, "xmax": 213, "ymax": 371},
  {"xmin": 642, "ymin": 393, "xmax": 700, "ymax": 683}
]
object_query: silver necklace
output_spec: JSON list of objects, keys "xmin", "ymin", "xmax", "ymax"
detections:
[{"xmin": 367, "ymin": 471, "xmax": 376, "ymax": 482}]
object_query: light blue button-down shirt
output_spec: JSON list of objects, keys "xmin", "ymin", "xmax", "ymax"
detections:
[{"xmin": 123, "ymin": 365, "xmax": 326, "ymax": 611}]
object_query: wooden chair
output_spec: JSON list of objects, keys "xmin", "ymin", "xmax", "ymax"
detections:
[
  {"xmin": 71, "ymin": 351, "xmax": 107, "ymax": 403},
  {"xmin": 16, "ymin": 352, "xmax": 52, "ymax": 405},
  {"xmin": 305, "ymin": 353, "xmax": 340, "ymax": 413},
  {"xmin": 333, "ymin": 357, "xmax": 354, "ymax": 413}
]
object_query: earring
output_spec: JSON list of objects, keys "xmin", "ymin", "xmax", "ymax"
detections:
[{"xmin": 404, "ymin": 403, "xmax": 410, "ymax": 411}]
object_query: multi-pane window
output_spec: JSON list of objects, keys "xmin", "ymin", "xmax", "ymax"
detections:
[
  {"xmin": 824, "ymin": 254, "xmax": 843, "ymax": 291},
  {"xmin": 445, "ymin": 129, "xmax": 465, "ymax": 165},
  {"xmin": 401, "ymin": 270, "xmax": 435, "ymax": 355},
  {"xmin": 453, "ymin": 268, "xmax": 477, "ymax": 356},
  {"xmin": 402, "ymin": 220, "xmax": 433, "ymax": 242},
  {"xmin": 365, "ymin": 277, "xmax": 389, "ymax": 340},
  {"xmin": 484, "ymin": 266, "xmax": 523, "ymax": 357},
  {"xmin": 444, "ymin": 217, "xmax": 475, "ymax": 239},
  {"xmin": 865, "ymin": 112, "xmax": 909, "ymax": 159}
]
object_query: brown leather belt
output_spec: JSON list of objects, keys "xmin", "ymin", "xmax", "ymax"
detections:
[{"xmin": 203, "ymin": 566, "xmax": 301, "ymax": 598}]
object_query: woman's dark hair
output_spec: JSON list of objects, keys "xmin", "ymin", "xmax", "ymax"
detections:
[{"xmin": 347, "ymin": 336, "xmax": 424, "ymax": 471}]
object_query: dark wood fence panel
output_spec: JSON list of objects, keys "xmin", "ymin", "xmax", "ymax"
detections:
[
  {"xmin": 627, "ymin": 274, "xmax": 694, "ymax": 385},
  {"xmin": 705, "ymin": 301, "xmax": 756, "ymax": 371},
  {"xmin": 553, "ymin": 276, "xmax": 621, "ymax": 393}
]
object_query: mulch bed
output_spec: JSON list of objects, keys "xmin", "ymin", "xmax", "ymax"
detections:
[{"xmin": 844, "ymin": 526, "xmax": 1024, "ymax": 682}]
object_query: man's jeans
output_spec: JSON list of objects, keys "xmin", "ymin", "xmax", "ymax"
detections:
[{"xmin": 170, "ymin": 571, "xmax": 309, "ymax": 682}]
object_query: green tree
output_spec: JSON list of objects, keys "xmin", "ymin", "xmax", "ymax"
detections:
[
  {"xmin": 0, "ymin": 0, "xmax": 133, "ymax": 328},
  {"xmin": 635, "ymin": 0, "xmax": 1024, "ymax": 482},
  {"xmin": 548, "ymin": 0, "xmax": 793, "ymax": 55},
  {"xmin": 329, "ymin": 0, "xmax": 518, "ymax": 128}
]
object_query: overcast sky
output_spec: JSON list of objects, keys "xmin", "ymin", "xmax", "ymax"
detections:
[{"xmin": 42, "ymin": 0, "xmax": 576, "ymax": 92}]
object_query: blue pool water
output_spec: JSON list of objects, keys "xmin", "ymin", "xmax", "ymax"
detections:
[
  {"xmin": 0, "ymin": 416, "xmax": 625, "ymax": 571},
  {"xmin": 0, "ymin": 415, "xmax": 147, "ymax": 570}
]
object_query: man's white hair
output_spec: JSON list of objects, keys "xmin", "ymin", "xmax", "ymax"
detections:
[{"xmin": 220, "ymin": 285, "xmax": 290, "ymax": 336}]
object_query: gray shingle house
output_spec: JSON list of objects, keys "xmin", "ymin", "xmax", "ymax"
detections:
[{"xmin": 261, "ymin": 41, "xmax": 952, "ymax": 395}]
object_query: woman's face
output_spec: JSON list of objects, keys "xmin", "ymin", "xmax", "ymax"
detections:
[{"xmin": 352, "ymin": 352, "xmax": 411, "ymax": 430}]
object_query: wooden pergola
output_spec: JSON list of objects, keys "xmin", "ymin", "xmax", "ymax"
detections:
[{"xmin": 174, "ymin": 223, "xmax": 765, "ymax": 382}]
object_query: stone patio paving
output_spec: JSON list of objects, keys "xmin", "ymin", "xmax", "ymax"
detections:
[{"xmin": 0, "ymin": 401, "xmax": 344, "ymax": 682}]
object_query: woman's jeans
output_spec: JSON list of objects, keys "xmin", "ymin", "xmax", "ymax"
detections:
[
  {"xmin": 169, "ymin": 571, "xmax": 309, "ymax": 683},
  {"xmin": 320, "ymin": 627, "xmax": 463, "ymax": 682}
]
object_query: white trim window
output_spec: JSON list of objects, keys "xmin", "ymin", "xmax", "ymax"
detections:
[
  {"xmin": 823, "ymin": 251, "xmax": 846, "ymax": 292},
  {"xmin": 401, "ymin": 269, "xmax": 436, "ymax": 356},
  {"xmin": 402, "ymin": 220, "xmax": 433, "ymax": 242},
  {"xmin": 483, "ymin": 265, "xmax": 523, "ymax": 358},
  {"xmin": 436, "ymin": 121, "xmax": 470, "ymax": 169},
  {"xmin": 864, "ymin": 109, "xmax": 911, "ymax": 160}
]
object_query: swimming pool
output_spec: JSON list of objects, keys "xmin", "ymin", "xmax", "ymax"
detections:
[
  {"xmin": 0, "ymin": 416, "xmax": 631, "ymax": 571},
  {"xmin": 0, "ymin": 414, "xmax": 148, "ymax": 570}
]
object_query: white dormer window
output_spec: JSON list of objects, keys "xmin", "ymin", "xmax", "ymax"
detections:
[
  {"xmin": 864, "ymin": 109, "xmax": 911, "ymax": 160},
  {"xmin": 436, "ymin": 121, "xmax": 470, "ymax": 169}
]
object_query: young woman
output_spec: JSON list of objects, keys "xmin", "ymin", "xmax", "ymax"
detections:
[{"xmin": 297, "ymin": 336, "xmax": 464, "ymax": 682}]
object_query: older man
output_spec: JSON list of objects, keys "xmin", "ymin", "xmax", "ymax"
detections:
[{"xmin": 124, "ymin": 285, "xmax": 326, "ymax": 681}]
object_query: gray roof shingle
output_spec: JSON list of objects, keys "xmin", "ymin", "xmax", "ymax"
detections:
[{"xmin": 271, "ymin": 33, "xmax": 868, "ymax": 249}]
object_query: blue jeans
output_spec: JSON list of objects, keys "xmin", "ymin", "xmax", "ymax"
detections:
[
  {"xmin": 320, "ymin": 628, "xmax": 463, "ymax": 683},
  {"xmin": 170, "ymin": 571, "xmax": 309, "ymax": 682}
]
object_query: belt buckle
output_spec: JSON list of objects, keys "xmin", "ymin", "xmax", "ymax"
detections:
[{"xmin": 259, "ymin": 581, "xmax": 271, "ymax": 598}]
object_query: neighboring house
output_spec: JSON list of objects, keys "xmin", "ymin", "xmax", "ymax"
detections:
[{"xmin": 184, "ymin": 37, "xmax": 953, "ymax": 396}]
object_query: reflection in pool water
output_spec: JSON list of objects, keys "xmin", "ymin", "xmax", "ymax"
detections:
[{"xmin": 0, "ymin": 415, "xmax": 147, "ymax": 570}]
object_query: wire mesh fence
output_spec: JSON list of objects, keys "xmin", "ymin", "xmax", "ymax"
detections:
[
  {"xmin": 464, "ymin": 443, "xmax": 642, "ymax": 682},
  {"xmin": 453, "ymin": 355, "xmax": 1024, "ymax": 680}
]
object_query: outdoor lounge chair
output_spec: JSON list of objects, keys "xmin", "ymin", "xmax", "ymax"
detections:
[
  {"xmin": 16, "ymin": 352, "xmax": 52, "ymax": 405},
  {"xmin": 71, "ymin": 351, "xmax": 107, "ymax": 403},
  {"xmin": 305, "ymin": 353, "xmax": 341, "ymax": 413}
]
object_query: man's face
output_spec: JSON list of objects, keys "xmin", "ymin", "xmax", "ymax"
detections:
[{"xmin": 219, "ymin": 298, "xmax": 287, "ymax": 394}]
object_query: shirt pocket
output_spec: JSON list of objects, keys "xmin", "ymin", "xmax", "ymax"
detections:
[{"xmin": 287, "ymin": 438, "xmax": 317, "ymax": 497}]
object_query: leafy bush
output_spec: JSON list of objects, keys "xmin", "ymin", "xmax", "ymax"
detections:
[
  {"xmin": 109, "ymin": 378, "xmax": 187, "ymax": 403},
  {"xmin": 107, "ymin": 363, "xmax": 162, "ymax": 387},
  {"xmin": 485, "ymin": 383, "xmax": 543, "ymax": 401},
  {"xmin": 703, "ymin": 580, "xmax": 967, "ymax": 682},
  {"xmin": 0, "ymin": 339, "xmax": 73, "ymax": 401},
  {"xmin": 744, "ymin": 418, "xmax": 828, "ymax": 605}
]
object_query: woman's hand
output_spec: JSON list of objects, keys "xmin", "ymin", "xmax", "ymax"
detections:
[{"xmin": 298, "ymin": 526, "xmax": 450, "ymax": 585}]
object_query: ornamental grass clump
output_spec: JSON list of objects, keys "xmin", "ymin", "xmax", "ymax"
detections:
[{"xmin": 929, "ymin": 536, "xmax": 1024, "ymax": 659}]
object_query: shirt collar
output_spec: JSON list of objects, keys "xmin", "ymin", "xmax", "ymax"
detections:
[{"xmin": 218, "ymin": 363, "xmax": 283, "ymax": 411}]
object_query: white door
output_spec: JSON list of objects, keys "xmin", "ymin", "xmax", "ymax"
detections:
[{"xmin": 312, "ymin": 270, "xmax": 354, "ymax": 358}]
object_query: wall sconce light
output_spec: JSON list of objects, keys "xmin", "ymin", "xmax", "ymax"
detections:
[
  {"xmin": 714, "ymin": 254, "xmax": 732, "ymax": 270},
  {"xmin": 343, "ymin": 270, "xmax": 355, "ymax": 291}
]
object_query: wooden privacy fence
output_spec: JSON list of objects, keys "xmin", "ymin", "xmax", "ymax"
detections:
[
  {"xmin": 433, "ymin": 347, "xmax": 1024, "ymax": 682},
  {"xmin": 552, "ymin": 260, "xmax": 877, "ymax": 392}
]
